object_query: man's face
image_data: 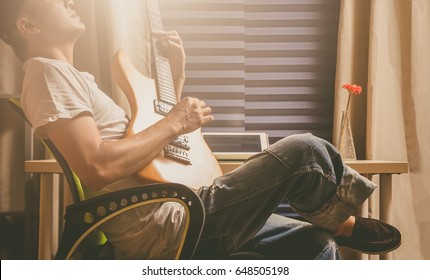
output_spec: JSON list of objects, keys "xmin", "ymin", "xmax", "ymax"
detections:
[{"xmin": 23, "ymin": 0, "xmax": 85, "ymax": 44}]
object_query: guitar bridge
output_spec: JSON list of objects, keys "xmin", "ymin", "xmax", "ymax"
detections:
[
  {"xmin": 154, "ymin": 99, "xmax": 173, "ymax": 116},
  {"xmin": 164, "ymin": 145, "xmax": 192, "ymax": 165}
]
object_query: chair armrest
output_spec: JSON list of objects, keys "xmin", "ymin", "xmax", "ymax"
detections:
[{"xmin": 55, "ymin": 183, "xmax": 204, "ymax": 260}]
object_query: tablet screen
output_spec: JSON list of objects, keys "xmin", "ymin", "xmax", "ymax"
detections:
[{"xmin": 203, "ymin": 133, "xmax": 269, "ymax": 160}]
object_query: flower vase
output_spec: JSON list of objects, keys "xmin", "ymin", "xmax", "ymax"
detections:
[{"xmin": 337, "ymin": 110, "xmax": 356, "ymax": 160}]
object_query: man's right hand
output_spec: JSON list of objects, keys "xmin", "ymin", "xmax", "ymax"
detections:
[{"xmin": 166, "ymin": 97, "xmax": 214, "ymax": 135}]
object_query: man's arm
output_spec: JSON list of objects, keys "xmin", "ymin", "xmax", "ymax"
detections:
[{"xmin": 43, "ymin": 97, "xmax": 213, "ymax": 190}]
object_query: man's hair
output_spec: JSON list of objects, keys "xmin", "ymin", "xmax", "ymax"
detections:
[{"xmin": 0, "ymin": 0, "xmax": 29, "ymax": 61}]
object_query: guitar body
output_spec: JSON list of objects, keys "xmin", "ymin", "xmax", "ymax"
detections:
[{"xmin": 112, "ymin": 49, "xmax": 223, "ymax": 191}]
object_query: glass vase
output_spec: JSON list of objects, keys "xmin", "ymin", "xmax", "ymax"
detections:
[{"xmin": 337, "ymin": 110, "xmax": 356, "ymax": 160}]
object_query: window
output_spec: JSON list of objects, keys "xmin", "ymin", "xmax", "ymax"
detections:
[{"xmin": 159, "ymin": 0, "xmax": 340, "ymax": 144}]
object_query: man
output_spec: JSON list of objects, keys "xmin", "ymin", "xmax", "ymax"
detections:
[{"xmin": 0, "ymin": 0, "xmax": 401, "ymax": 259}]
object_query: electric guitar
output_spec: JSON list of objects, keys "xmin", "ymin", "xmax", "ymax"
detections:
[{"xmin": 111, "ymin": 0, "xmax": 223, "ymax": 190}]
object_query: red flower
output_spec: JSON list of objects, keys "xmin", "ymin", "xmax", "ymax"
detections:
[
  {"xmin": 342, "ymin": 83, "xmax": 362, "ymax": 112},
  {"xmin": 342, "ymin": 84, "xmax": 362, "ymax": 95}
]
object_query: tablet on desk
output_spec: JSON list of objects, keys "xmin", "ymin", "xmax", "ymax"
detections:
[{"xmin": 202, "ymin": 132, "xmax": 269, "ymax": 160}]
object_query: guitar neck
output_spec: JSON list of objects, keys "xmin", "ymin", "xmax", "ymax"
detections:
[{"xmin": 146, "ymin": 0, "xmax": 177, "ymax": 106}]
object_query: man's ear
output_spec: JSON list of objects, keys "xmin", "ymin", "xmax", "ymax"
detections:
[{"xmin": 16, "ymin": 18, "xmax": 40, "ymax": 34}]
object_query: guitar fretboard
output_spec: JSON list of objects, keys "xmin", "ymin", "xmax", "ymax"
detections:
[
  {"xmin": 147, "ymin": 0, "xmax": 177, "ymax": 106},
  {"xmin": 146, "ymin": 0, "xmax": 191, "ymax": 165}
]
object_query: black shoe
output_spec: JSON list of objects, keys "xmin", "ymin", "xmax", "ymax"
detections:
[{"xmin": 334, "ymin": 217, "xmax": 402, "ymax": 254}]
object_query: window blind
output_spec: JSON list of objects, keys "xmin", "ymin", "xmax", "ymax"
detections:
[{"xmin": 159, "ymin": 0, "xmax": 340, "ymax": 143}]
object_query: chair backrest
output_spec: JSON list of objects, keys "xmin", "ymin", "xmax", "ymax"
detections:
[
  {"xmin": 8, "ymin": 97, "xmax": 86, "ymax": 203},
  {"xmin": 9, "ymin": 97, "xmax": 111, "ymax": 256}
]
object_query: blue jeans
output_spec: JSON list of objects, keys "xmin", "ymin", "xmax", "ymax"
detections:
[{"xmin": 194, "ymin": 133, "xmax": 376, "ymax": 259}]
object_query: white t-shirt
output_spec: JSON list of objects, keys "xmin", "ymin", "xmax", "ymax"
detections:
[
  {"xmin": 21, "ymin": 57, "xmax": 185, "ymax": 259},
  {"xmin": 21, "ymin": 57, "xmax": 129, "ymax": 141}
]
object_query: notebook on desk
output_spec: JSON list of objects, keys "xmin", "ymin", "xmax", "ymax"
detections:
[{"xmin": 202, "ymin": 132, "xmax": 269, "ymax": 161}]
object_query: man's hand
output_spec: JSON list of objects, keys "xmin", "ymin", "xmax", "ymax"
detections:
[{"xmin": 166, "ymin": 97, "xmax": 214, "ymax": 135}]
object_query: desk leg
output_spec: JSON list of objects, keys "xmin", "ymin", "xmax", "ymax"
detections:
[
  {"xmin": 379, "ymin": 174, "xmax": 392, "ymax": 260},
  {"xmin": 356, "ymin": 198, "xmax": 369, "ymax": 260},
  {"xmin": 38, "ymin": 174, "xmax": 53, "ymax": 260},
  {"xmin": 51, "ymin": 174, "xmax": 60, "ymax": 258}
]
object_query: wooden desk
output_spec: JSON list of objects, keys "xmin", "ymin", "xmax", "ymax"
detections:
[{"xmin": 26, "ymin": 159, "xmax": 408, "ymax": 260}]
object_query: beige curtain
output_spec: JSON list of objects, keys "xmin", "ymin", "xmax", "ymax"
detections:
[
  {"xmin": 334, "ymin": 0, "xmax": 430, "ymax": 259},
  {"xmin": 74, "ymin": 0, "xmax": 151, "ymax": 114},
  {"xmin": 0, "ymin": 24, "xmax": 26, "ymax": 212}
]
